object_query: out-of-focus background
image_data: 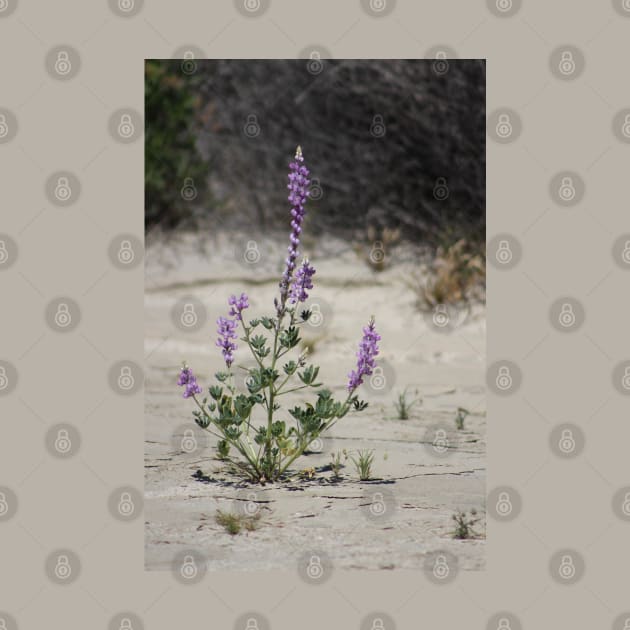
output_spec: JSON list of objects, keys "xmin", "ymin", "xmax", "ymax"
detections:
[{"xmin": 146, "ymin": 59, "xmax": 485, "ymax": 247}]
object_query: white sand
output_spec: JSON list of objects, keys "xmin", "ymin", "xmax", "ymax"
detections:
[{"xmin": 144, "ymin": 232, "xmax": 486, "ymax": 571}]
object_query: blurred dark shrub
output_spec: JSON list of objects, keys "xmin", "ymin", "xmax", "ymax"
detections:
[
  {"xmin": 145, "ymin": 60, "xmax": 209, "ymax": 230},
  {"xmin": 146, "ymin": 59, "xmax": 485, "ymax": 245}
]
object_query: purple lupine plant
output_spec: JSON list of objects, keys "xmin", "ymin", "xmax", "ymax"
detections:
[
  {"xmin": 347, "ymin": 317, "xmax": 381, "ymax": 391},
  {"xmin": 177, "ymin": 148, "xmax": 379, "ymax": 483}
]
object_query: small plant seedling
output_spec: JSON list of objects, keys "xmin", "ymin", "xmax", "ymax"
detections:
[
  {"xmin": 215, "ymin": 509, "xmax": 261, "ymax": 535},
  {"xmin": 330, "ymin": 449, "xmax": 347, "ymax": 479},
  {"xmin": 451, "ymin": 508, "xmax": 482, "ymax": 539},
  {"xmin": 394, "ymin": 387, "xmax": 421, "ymax": 420},
  {"xmin": 347, "ymin": 449, "xmax": 375, "ymax": 481},
  {"xmin": 455, "ymin": 407, "xmax": 470, "ymax": 430}
]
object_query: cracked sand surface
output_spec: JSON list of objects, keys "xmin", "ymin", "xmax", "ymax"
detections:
[{"xmin": 144, "ymin": 235, "xmax": 486, "ymax": 572}]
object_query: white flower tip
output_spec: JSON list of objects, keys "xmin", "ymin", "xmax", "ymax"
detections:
[{"xmin": 295, "ymin": 145, "xmax": 302, "ymax": 159}]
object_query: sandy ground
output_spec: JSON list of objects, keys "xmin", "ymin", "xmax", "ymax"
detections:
[{"xmin": 144, "ymin": 232, "xmax": 486, "ymax": 572}]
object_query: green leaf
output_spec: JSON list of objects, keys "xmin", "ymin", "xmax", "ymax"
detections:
[
  {"xmin": 261, "ymin": 316, "xmax": 274, "ymax": 330},
  {"xmin": 209, "ymin": 385, "xmax": 223, "ymax": 400},
  {"xmin": 283, "ymin": 361, "xmax": 297, "ymax": 376}
]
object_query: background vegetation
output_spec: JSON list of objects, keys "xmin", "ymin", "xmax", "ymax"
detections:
[{"xmin": 145, "ymin": 59, "xmax": 485, "ymax": 248}]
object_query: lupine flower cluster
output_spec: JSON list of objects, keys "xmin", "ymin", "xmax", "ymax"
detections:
[
  {"xmin": 176, "ymin": 147, "xmax": 380, "ymax": 483},
  {"xmin": 289, "ymin": 258, "xmax": 316, "ymax": 304},
  {"xmin": 347, "ymin": 317, "xmax": 381, "ymax": 391},
  {"xmin": 177, "ymin": 365, "xmax": 202, "ymax": 398},
  {"xmin": 278, "ymin": 146, "xmax": 310, "ymax": 312},
  {"xmin": 216, "ymin": 316, "xmax": 238, "ymax": 368},
  {"xmin": 228, "ymin": 293, "xmax": 249, "ymax": 321}
]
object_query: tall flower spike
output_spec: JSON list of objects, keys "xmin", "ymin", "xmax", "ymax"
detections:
[
  {"xmin": 216, "ymin": 316, "xmax": 238, "ymax": 368},
  {"xmin": 278, "ymin": 146, "xmax": 310, "ymax": 314},
  {"xmin": 347, "ymin": 317, "xmax": 381, "ymax": 392},
  {"xmin": 289, "ymin": 258, "xmax": 316, "ymax": 304}
]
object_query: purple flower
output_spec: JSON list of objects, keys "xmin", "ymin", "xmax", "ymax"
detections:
[
  {"xmin": 228, "ymin": 293, "xmax": 249, "ymax": 320},
  {"xmin": 216, "ymin": 316, "xmax": 238, "ymax": 368},
  {"xmin": 289, "ymin": 259, "xmax": 316, "ymax": 304},
  {"xmin": 347, "ymin": 317, "xmax": 381, "ymax": 391},
  {"xmin": 278, "ymin": 146, "xmax": 310, "ymax": 312},
  {"xmin": 177, "ymin": 365, "xmax": 202, "ymax": 398}
]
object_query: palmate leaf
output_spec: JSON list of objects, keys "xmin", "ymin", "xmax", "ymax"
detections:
[{"xmin": 298, "ymin": 365, "xmax": 320, "ymax": 386}]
